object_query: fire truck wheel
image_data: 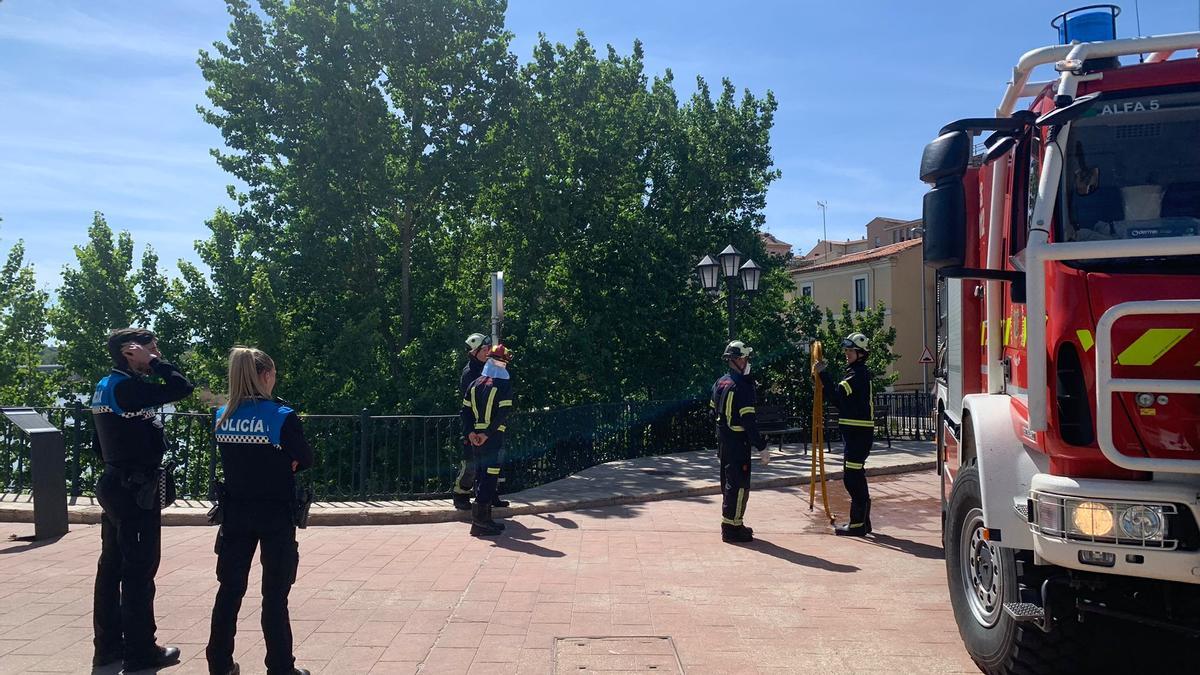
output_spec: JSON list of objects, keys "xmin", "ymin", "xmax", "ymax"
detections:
[{"xmin": 946, "ymin": 463, "xmax": 1084, "ymax": 674}]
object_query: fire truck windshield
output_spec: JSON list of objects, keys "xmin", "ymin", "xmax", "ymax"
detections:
[{"xmin": 1060, "ymin": 89, "xmax": 1200, "ymax": 246}]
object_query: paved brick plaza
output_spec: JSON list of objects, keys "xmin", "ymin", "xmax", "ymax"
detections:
[{"xmin": 0, "ymin": 472, "xmax": 978, "ymax": 674}]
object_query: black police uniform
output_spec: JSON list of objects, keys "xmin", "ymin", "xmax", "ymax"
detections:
[
  {"xmin": 460, "ymin": 373, "xmax": 513, "ymax": 510},
  {"xmin": 820, "ymin": 359, "xmax": 874, "ymax": 533},
  {"xmin": 91, "ymin": 360, "xmax": 194, "ymax": 666},
  {"xmin": 453, "ymin": 358, "xmax": 485, "ymax": 503},
  {"xmin": 710, "ymin": 369, "xmax": 766, "ymax": 537},
  {"xmin": 206, "ymin": 398, "xmax": 314, "ymax": 675}
]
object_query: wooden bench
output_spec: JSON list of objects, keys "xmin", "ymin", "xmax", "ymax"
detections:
[{"xmin": 757, "ymin": 405, "xmax": 809, "ymax": 454}]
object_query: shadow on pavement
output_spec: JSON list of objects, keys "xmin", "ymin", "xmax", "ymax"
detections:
[
  {"xmin": 0, "ymin": 533, "xmax": 66, "ymax": 554},
  {"xmin": 535, "ymin": 513, "xmax": 578, "ymax": 529},
  {"xmin": 491, "ymin": 520, "xmax": 566, "ymax": 558},
  {"xmin": 861, "ymin": 532, "xmax": 944, "ymax": 560},
  {"xmin": 744, "ymin": 538, "xmax": 861, "ymax": 573}
]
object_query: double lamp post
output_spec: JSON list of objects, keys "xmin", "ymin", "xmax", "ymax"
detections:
[{"xmin": 695, "ymin": 244, "xmax": 763, "ymax": 341}]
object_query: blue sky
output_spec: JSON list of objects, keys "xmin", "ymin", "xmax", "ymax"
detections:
[{"xmin": 2, "ymin": 1, "xmax": 1199, "ymax": 290}]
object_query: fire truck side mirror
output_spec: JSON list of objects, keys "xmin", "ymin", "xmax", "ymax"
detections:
[{"xmin": 920, "ymin": 131, "xmax": 971, "ymax": 270}]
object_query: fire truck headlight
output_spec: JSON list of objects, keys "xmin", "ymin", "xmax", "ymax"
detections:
[
  {"xmin": 1119, "ymin": 505, "xmax": 1166, "ymax": 541},
  {"xmin": 1035, "ymin": 497, "xmax": 1063, "ymax": 533},
  {"xmin": 1070, "ymin": 501, "xmax": 1114, "ymax": 537}
]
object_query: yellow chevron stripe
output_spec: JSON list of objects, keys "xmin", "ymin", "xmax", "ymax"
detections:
[
  {"xmin": 1117, "ymin": 328, "xmax": 1191, "ymax": 366},
  {"xmin": 1076, "ymin": 329, "xmax": 1094, "ymax": 352}
]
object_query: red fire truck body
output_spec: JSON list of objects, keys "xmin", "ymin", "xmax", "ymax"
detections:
[{"xmin": 921, "ymin": 12, "xmax": 1200, "ymax": 672}]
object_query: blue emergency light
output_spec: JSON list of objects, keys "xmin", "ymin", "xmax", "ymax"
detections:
[{"xmin": 1052, "ymin": 5, "xmax": 1120, "ymax": 44}]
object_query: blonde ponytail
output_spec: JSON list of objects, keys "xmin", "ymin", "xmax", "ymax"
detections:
[{"xmin": 216, "ymin": 346, "xmax": 276, "ymax": 427}]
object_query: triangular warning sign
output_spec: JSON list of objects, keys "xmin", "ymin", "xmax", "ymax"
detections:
[{"xmin": 919, "ymin": 346, "xmax": 935, "ymax": 364}]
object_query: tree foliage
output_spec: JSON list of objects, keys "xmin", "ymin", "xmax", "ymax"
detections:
[
  {"xmin": 49, "ymin": 213, "xmax": 175, "ymax": 400},
  {"xmin": 0, "ymin": 228, "xmax": 57, "ymax": 406}
]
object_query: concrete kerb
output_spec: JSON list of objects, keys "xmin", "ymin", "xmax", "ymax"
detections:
[{"xmin": 0, "ymin": 457, "xmax": 934, "ymax": 528}]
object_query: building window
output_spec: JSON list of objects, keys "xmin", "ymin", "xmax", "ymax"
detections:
[
  {"xmin": 892, "ymin": 230, "xmax": 899, "ymax": 243},
  {"xmin": 853, "ymin": 275, "xmax": 868, "ymax": 311},
  {"xmin": 800, "ymin": 282, "xmax": 814, "ymax": 299}
]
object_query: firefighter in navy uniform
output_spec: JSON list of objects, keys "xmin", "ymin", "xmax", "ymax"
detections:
[
  {"xmin": 711, "ymin": 340, "xmax": 767, "ymax": 543},
  {"xmin": 460, "ymin": 344, "xmax": 515, "ymax": 537},
  {"xmin": 817, "ymin": 332, "xmax": 875, "ymax": 537},
  {"xmin": 453, "ymin": 333, "xmax": 491, "ymax": 510},
  {"xmin": 206, "ymin": 347, "xmax": 313, "ymax": 675},
  {"xmin": 90, "ymin": 328, "xmax": 193, "ymax": 671}
]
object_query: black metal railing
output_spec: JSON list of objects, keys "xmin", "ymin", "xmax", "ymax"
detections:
[
  {"xmin": 1, "ymin": 394, "xmax": 931, "ymax": 502},
  {"xmin": 1, "ymin": 399, "xmax": 715, "ymax": 501}
]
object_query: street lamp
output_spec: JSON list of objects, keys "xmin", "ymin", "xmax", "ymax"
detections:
[{"xmin": 696, "ymin": 244, "xmax": 763, "ymax": 340}]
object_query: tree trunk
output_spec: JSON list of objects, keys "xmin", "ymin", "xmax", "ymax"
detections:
[{"xmin": 400, "ymin": 202, "xmax": 414, "ymax": 346}]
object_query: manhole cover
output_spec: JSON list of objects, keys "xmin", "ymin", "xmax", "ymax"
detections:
[{"xmin": 554, "ymin": 636, "xmax": 684, "ymax": 673}]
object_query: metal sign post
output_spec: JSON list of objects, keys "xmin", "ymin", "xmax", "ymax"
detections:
[
  {"xmin": 490, "ymin": 271, "xmax": 505, "ymax": 344},
  {"xmin": 2, "ymin": 408, "xmax": 68, "ymax": 540}
]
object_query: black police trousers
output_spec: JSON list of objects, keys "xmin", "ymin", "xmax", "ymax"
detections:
[
  {"xmin": 473, "ymin": 440, "xmax": 504, "ymax": 505},
  {"xmin": 206, "ymin": 502, "xmax": 299, "ymax": 675},
  {"xmin": 719, "ymin": 438, "xmax": 752, "ymax": 526},
  {"xmin": 840, "ymin": 426, "xmax": 874, "ymax": 527},
  {"xmin": 454, "ymin": 439, "xmax": 475, "ymax": 497},
  {"xmin": 94, "ymin": 468, "xmax": 162, "ymax": 662}
]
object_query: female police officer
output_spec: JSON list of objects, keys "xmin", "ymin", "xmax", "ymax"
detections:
[{"xmin": 206, "ymin": 347, "xmax": 313, "ymax": 675}]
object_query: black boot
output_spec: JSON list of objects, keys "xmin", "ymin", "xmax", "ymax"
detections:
[
  {"xmin": 492, "ymin": 494, "xmax": 510, "ymax": 508},
  {"xmin": 452, "ymin": 493, "xmax": 472, "ymax": 511},
  {"xmin": 121, "ymin": 645, "xmax": 180, "ymax": 672},
  {"xmin": 835, "ymin": 501, "xmax": 869, "ymax": 537},
  {"xmin": 721, "ymin": 524, "xmax": 753, "ymax": 543},
  {"xmin": 487, "ymin": 504, "xmax": 506, "ymax": 531},
  {"xmin": 470, "ymin": 502, "xmax": 502, "ymax": 537}
]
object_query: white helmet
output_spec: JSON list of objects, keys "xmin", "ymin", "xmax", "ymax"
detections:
[
  {"xmin": 465, "ymin": 333, "xmax": 491, "ymax": 351},
  {"xmin": 841, "ymin": 332, "xmax": 869, "ymax": 352},
  {"xmin": 723, "ymin": 340, "xmax": 754, "ymax": 360}
]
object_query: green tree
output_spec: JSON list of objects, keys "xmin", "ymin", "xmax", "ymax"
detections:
[
  {"xmin": 193, "ymin": 0, "xmax": 514, "ymax": 412},
  {"xmin": 50, "ymin": 212, "xmax": 178, "ymax": 399},
  {"xmin": 0, "ymin": 231, "xmax": 56, "ymax": 405}
]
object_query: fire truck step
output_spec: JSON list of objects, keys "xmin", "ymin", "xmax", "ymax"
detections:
[{"xmin": 1003, "ymin": 602, "xmax": 1045, "ymax": 623}]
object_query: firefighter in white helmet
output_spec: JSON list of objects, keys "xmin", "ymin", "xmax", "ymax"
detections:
[
  {"xmin": 816, "ymin": 331, "xmax": 875, "ymax": 536},
  {"xmin": 453, "ymin": 333, "xmax": 492, "ymax": 510},
  {"xmin": 711, "ymin": 340, "xmax": 767, "ymax": 543}
]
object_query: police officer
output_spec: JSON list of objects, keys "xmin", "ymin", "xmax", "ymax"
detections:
[
  {"xmin": 453, "ymin": 333, "xmax": 491, "ymax": 510},
  {"xmin": 460, "ymin": 344, "xmax": 514, "ymax": 537},
  {"xmin": 817, "ymin": 332, "xmax": 875, "ymax": 537},
  {"xmin": 91, "ymin": 328, "xmax": 193, "ymax": 671},
  {"xmin": 711, "ymin": 340, "xmax": 767, "ymax": 543},
  {"xmin": 206, "ymin": 347, "xmax": 313, "ymax": 675}
]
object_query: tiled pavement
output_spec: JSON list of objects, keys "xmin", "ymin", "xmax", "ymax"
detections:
[{"xmin": 0, "ymin": 470, "xmax": 979, "ymax": 674}]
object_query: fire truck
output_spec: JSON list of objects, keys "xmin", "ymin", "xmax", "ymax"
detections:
[{"xmin": 919, "ymin": 5, "xmax": 1200, "ymax": 672}]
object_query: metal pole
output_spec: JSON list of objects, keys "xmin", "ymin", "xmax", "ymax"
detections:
[
  {"xmin": 726, "ymin": 287, "xmax": 736, "ymax": 341},
  {"xmin": 359, "ymin": 408, "xmax": 370, "ymax": 499},
  {"xmin": 817, "ymin": 201, "xmax": 828, "ymax": 255},
  {"xmin": 913, "ymin": 226, "xmax": 930, "ymax": 440},
  {"xmin": 490, "ymin": 271, "xmax": 504, "ymax": 344}
]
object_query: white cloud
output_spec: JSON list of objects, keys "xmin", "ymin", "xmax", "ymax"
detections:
[{"xmin": 0, "ymin": 3, "xmax": 207, "ymax": 60}]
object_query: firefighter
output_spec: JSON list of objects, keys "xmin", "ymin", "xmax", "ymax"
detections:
[
  {"xmin": 453, "ymin": 333, "xmax": 492, "ymax": 510},
  {"xmin": 460, "ymin": 344, "xmax": 515, "ymax": 537},
  {"xmin": 206, "ymin": 347, "xmax": 313, "ymax": 675},
  {"xmin": 91, "ymin": 328, "xmax": 193, "ymax": 671},
  {"xmin": 711, "ymin": 340, "xmax": 767, "ymax": 543},
  {"xmin": 816, "ymin": 332, "xmax": 875, "ymax": 537}
]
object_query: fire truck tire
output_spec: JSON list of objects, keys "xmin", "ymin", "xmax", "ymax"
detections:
[{"xmin": 946, "ymin": 463, "xmax": 1086, "ymax": 674}]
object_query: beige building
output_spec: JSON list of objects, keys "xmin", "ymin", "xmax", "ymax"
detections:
[
  {"xmin": 788, "ymin": 219, "xmax": 934, "ymax": 392},
  {"xmin": 759, "ymin": 232, "xmax": 793, "ymax": 259}
]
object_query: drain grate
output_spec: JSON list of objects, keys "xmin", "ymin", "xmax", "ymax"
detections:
[{"xmin": 554, "ymin": 636, "xmax": 684, "ymax": 673}]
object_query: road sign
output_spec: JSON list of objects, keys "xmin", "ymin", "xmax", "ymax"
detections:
[{"xmin": 919, "ymin": 346, "xmax": 935, "ymax": 364}]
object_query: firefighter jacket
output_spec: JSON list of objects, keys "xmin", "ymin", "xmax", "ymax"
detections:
[
  {"xmin": 710, "ymin": 370, "xmax": 766, "ymax": 450},
  {"xmin": 460, "ymin": 375, "xmax": 514, "ymax": 447},
  {"xmin": 820, "ymin": 360, "xmax": 874, "ymax": 429},
  {"xmin": 90, "ymin": 360, "xmax": 195, "ymax": 468},
  {"xmin": 214, "ymin": 397, "xmax": 314, "ymax": 503},
  {"xmin": 459, "ymin": 358, "xmax": 484, "ymax": 398}
]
